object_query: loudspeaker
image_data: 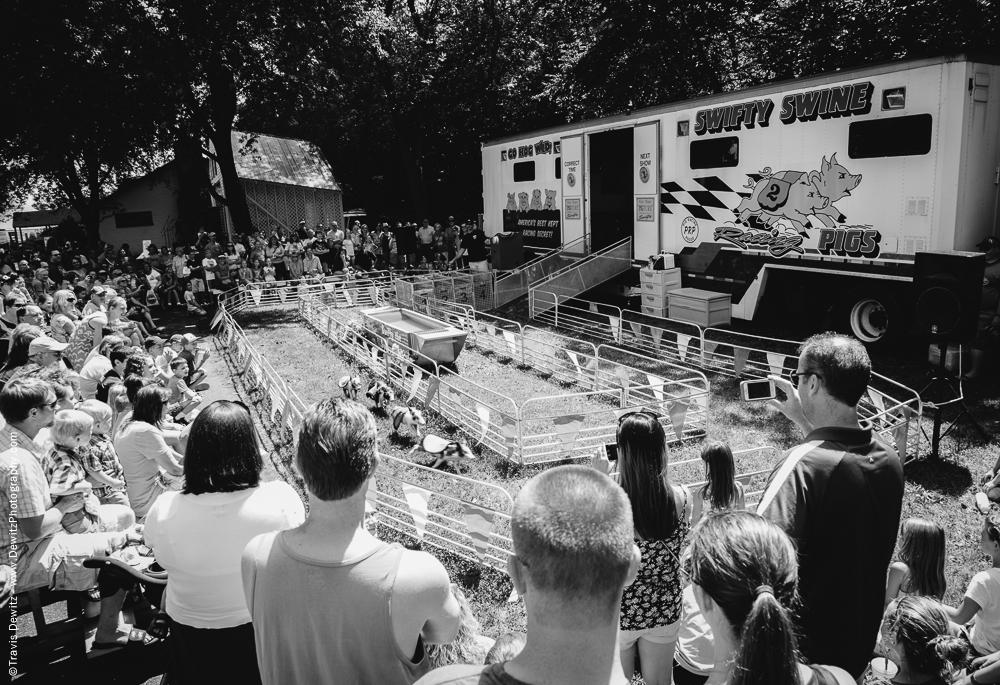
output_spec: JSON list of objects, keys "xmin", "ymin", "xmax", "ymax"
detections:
[{"xmin": 912, "ymin": 251, "xmax": 985, "ymax": 342}]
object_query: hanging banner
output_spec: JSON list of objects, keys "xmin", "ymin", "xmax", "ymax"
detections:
[
  {"xmin": 868, "ymin": 388, "xmax": 886, "ymax": 414},
  {"xmin": 463, "ymin": 503, "xmax": 496, "ymax": 561},
  {"xmin": 646, "ymin": 374, "xmax": 665, "ymax": 401},
  {"xmin": 475, "ymin": 403, "xmax": 491, "ymax": 444},
  {"xmin": 370, "ymin": 345, "xmax": 381, "ymax": 364},
  {"xmin": 566, "ymin": 350, "xmax": 583, "ymax": 376},
  {"xmin": 369, "ymin": 286, "xmax": 379, "ymax": 304},
  {"xmin": 553, "ymin": 414, "xmax": 584, "ymax": 453},
  {"xmin": 407, "ymin": 367, "xmax": 423, "ymax": 402},
  {"xmin": 703, "ymin": 340, "xmax": 718, "ymax": 364},
  {"xmin": 277, "ymin": 288, "xmax": 287, "ymax": 303},
  {"xmin": 270, "ymin": 387, "xmax": 284, "ymax": 421},
  {"xmin": 485, "ymin": 323, "xmax": 496, "ymax": 337},
  {"xmin": 249, "ymin": 289, "xmax": 262, "ymax": 306},
  {"xmin": 500, "ymin": 414, "xmax": 517, "ymax": 458},
  {"xmin": 502, "ymin": 331, "xmax": 518, "ymax": 356},
  {"xmin": 608, "ymin": 316, "xmax": 621, "ymax": 342},
  {"xmin": 892, "ymin": 406, "xmax": 912, "ymax": 457},
  {"xmin": 342, "ymin": 288, "xmax": 353, "ymax": 305},
  {"xmin": 650, "ymin": 327, "xmax": 663, "ymax": 351},
  {"xmin": 401, "ymin": 483, "xmax": 432, "ymax": 540},
  {"xmin": 668, "ymin": 401, "xmax": 688, "ymax": 440},
  {"xmin": 733, "ymin": 347, "xmax": 750, "ymax": 376},
  {"xmin": 766, "ymin": 352, "xmax": 787, "ymax": 377},
  {"xmin": 589, "ymin": 302, "xmax": 599, "ymax": 314},
  {"xmin": 323, "ymin": 282, "xmax": 335, "ymax": 292},
  {"xmin": 676, "ymin": 333, "xmax": 691, "ymax": 361},
  {"xmin": 629, "ymin": 322, "xmax": 642, "ymax": 339},
  {"xmin": 425, "ymin": 377, "xmax": 441, "ymax": 407},
  {"xmin": 210, "ymin": 308, "xmax": 225, "ymax": 329}
]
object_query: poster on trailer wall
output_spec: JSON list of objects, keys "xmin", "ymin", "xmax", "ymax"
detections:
[{"xmin": 499, "ymin": 138, "xmax": 562, "ymax": 250}]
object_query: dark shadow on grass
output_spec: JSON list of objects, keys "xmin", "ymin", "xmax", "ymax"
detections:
[{"xmin": 905, "ymin": 457, "xmax": 973, "ymax": 497}]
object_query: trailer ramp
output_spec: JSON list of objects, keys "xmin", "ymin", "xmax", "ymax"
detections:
[
  {"xmin": 493, "ymin": 236, "xmax": 591, "ymax": 308},
  {"xmin": 528, "ymin": 238, "xmax": 632, "ymax": 317}
]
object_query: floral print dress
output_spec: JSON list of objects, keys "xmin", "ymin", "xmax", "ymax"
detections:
[{"xmin": 620, "ymin": 489, "xmax": 690, "ymax": 631}]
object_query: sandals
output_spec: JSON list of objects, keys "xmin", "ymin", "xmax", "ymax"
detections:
[
  {"xmin": 92, "ymin": 627, "xmax": 157, "ymax": 650},
  {"xmin": 146, "ymin": 611, "xmax": 170, "ymax": 640}
]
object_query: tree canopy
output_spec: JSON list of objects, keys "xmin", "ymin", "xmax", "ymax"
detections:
[{"xmin": 2, "ymin": 0, "xmax": 996, "ymax": 236}]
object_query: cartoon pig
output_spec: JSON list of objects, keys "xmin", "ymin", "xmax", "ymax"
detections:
[
  {"xmin": 735, "ymin": 169, "xmax": 829, "ymax": 236},
  {"xmin": 529, "ymin": 189, "xmax": 542, "ymax": 211},
  {"xmin": 808, "ymin": 154, "xmax": 861, "ymax": 226},
  {"xmin": 543, "ymin": 189, "xmax": 557, "ymax": 210},
  {"xmin": 517, "ymin": 192, "xmax": 529, "ymax": 212},
  {"xmin": 506, "ymin": 193, "xmax": 517, "ymax": 211}
]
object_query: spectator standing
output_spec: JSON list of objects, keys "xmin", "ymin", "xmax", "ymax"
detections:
[
  {"xmin": 417, "ymin": 220, "xmax": 436, "ymax": 266},
  {"xmin": 603, "ymin": 412, "xmax": 690, "ymax": 685},
  {"xmin": 758, "ymin": 332, "xmax": 904, "ymax": 678},
  {"xmin": 415, "ymin": 465, "xmax": 640, "ymax": 685},
  {"xmin": 454, "ymin": 223, "xmax": 489, "ymax": 271},
  {"xmin": 967, "ymin": 235, "xmax": 1000, "ymax": 379},
  {"xmin": 242, "ymin": 398, "xmax": 461, "ymax": 685},
  {"xmin": 144, "ymin": 401, "xmax": 305, "ymax": 685},
  {"xmin": 690, "ymin": 441, "xmax": 745, "ymax": 526},
  {"xmin": 687, "ymin": 511, "xmax": 855, "ymax": 685}
]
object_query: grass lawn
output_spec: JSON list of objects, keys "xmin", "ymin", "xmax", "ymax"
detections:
[{"xmin": 228, "ymin": 302, "xmax": 1000, "ymax": 640}]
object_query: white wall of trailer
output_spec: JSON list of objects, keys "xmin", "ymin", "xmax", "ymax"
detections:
[{"xmin": 483, "ymin": 56, "xmax": 999, "ymax": 261}]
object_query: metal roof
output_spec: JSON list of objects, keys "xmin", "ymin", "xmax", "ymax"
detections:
[{"xmin": 231, "ymin": 131, "xmax": 340, "ymax": 192}]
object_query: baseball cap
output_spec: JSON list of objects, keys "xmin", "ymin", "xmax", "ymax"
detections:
[
  {"xmin": 977, "ymin": 236, "xmax": 999, "ymax": 250},
  {"xmin": 90, "ymin": 285, "xmax": 106, "ymax": 296},
  {"xmin": 181, "ymin": 333, "xmax": 201, "ymax": 344},
  {"xmin": 29, "ymin": 336, "xmax": 69, "ymax": 355},
  {"xmin": 168, "ymin": 334, "xmax": 184, "ymax": 344}
]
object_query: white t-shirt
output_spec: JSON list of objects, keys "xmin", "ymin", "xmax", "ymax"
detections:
[
  {"xmin": 78, "ymin": 354, "xmax": 112, "ymax": 400},
  {"xmin": 144, "ymin": 480, "xmax": 305, "ymax": 628},
  {"xmin": 967, "ymin": 568, "xmax": 1000, "ymax": 654}
]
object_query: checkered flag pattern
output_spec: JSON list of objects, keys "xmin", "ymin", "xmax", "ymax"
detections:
[{"xmin": 660, "ymin": 176, "xmax": 757, "ymax": 222}]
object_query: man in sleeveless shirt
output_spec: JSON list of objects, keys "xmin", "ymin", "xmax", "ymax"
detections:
[
  {"xmin": 242, "ymin": 399, "xmax": 461, "ymax": 685},
  {"xmin": 758, "ymin": 333, "xmax": 904, "ymax": 679},
  {"xmin": 416, "ymin": 465, "xmax": 641, "ymax": 685}
]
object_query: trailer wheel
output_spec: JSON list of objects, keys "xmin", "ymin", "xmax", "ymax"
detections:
[{"xmin": 843, "ymin": 289, "xmax": 898, "ymax": 345}]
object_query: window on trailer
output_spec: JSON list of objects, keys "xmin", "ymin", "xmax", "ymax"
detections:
[
  {"xmin": 513, "ymin": 161, "xmax": 536, "ymax": 182},
  {"xmin": 690, "ymin": 137, "xmax": 740, "ymax": 169},
  {"xmin": 848, "ymin": 114, "xmax": 933, "ymax": 158}
]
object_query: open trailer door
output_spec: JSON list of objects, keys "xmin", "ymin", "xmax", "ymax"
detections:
[
  {"xmin": 633, "ymin": 121, "xmax": 659, "ymax": 260},
  {"xmin": 561, "ymin": 134, "xmax": 586, "ymax": 250}
]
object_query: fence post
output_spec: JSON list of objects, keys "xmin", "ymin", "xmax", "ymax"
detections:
[
  {"xmin": 553, "ymin": 294, "xmax": 558, "ymax": 328},
  {"xmin": 516, "ymin": 404, "xmax": 525, "ymax": 466}
]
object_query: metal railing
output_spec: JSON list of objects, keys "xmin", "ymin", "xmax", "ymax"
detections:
[{"xmin": 529, "ymin": 238, "xmax": 633, "ymax": 316}]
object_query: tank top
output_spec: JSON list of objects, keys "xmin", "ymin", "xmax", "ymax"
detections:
[{"xmin": 243, "ymin": 532, "xmax": 429, "ymax": 685}]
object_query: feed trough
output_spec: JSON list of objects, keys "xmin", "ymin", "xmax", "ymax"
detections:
[{"xmin": 362, "ymin": 306, "xmax": 469, "ymax": 364}]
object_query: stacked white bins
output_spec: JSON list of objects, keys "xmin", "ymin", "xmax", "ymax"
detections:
[{"xmin": 639, "ymin": 264, "xmax": 683, "ymax": 318}]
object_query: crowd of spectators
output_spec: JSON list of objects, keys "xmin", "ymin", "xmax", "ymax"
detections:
[{"xmin": 3, "ymin": 305, "xmax": 999, "ymax": 685}]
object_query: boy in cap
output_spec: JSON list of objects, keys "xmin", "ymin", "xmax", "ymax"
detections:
[{"xmin": 178, "ymin": 333, "xmax": 210, "ymax": 390}]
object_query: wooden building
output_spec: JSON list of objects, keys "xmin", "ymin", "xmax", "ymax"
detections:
[{"xmin": 209, "ymin": 131, "xmax": 343, "ymax": 237}]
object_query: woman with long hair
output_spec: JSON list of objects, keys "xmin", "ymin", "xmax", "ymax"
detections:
[
  {"xmin": 883, "ymin": 596, "xmax": 968, "ymax": 685},
  {"xmin": 615, "ymin": 411, "xmax": 691, "ymax": 685},
  {"xmin": 0, "ymin": 324, "xmax": 43, "ymax": 387},
  {"xmin": 143, "ymin": 401, "xmax": 305, "ymax": 684},
  {"xmin": 114, "ymin": 385, "xmax": 183, "ymax": 519},
  {"xmin": 266, "ymin": 235, "xmax": 286, "ymax": 281},
  {"xmin": 688, "ymin": 511, "xmax": 855, "ymax": 685}
]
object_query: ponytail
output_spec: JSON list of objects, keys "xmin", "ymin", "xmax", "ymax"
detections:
[
  {"xmin": 732, "ymin": 589, "xmax": 799, "ymax": 685},
  {"xmin": 928, "ymin": 636, "xmax": 969, "ymax": 682},
  {"xmin": 688, "ymin": 512, "xmax": 801, "ymax": 685},
  {"xmin": 890, "ymin": 596, "xmax": 969, "ymax": 681}
]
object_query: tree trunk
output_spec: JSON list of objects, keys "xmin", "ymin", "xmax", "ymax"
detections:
[
  {"xmin": 205, "ymin": 61, "xmax": 254, "ymax": 236},
  {"xmin": 208, "ymin": 126, "xmax": 253, "ymax": 237},
  {"xmin": 174, "ymin": 133, "xmax": 212, "ymax": 244}
]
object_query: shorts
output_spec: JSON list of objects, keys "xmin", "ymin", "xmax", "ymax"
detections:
[
  {"xmin": 973, "ymin": 312, "xmax": 1000, "ymax": 351},
  {"xmin": 619, "ymin": 620, "xmax": 681, "ymax": 650}
]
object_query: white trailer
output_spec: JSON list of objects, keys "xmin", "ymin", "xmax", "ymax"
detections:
[{"xmin": 481, "ymin": 54, "xmax": 1000, "ymax": 343}]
